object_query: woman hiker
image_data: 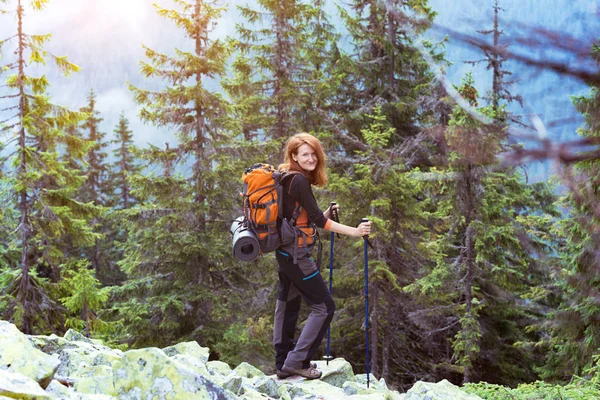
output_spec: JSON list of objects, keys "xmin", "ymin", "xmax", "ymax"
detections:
[{"xmin": 274, "ymin": 133, "xmax": 372, "ymax": 380}]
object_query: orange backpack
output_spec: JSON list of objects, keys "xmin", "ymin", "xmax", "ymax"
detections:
[{"xmin": 241, "ymin": 164, "xmax": 299, "ymax": 253}]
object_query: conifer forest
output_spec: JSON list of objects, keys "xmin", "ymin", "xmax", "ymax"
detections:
[{"xmin": 1, "ymin": 0, "xmax": 600, "ymax": 396}]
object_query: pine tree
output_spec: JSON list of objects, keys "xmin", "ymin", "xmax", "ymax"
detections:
[
  {"xmin": 465, "ymin": 0, "xmax": 522, "ymax": 116},
  {"xmin": 0, "ymin": 0, "xmax": 100, "ymax": 334},
  {"xmin": 130, "ymin": 0, "xmax": 232, "ymax": 230},
  {"xmin": 405, "ymin": 75, "xmax": 557, "ymax": 385},
  {"xmin": 111, "ymin": 112, "xmax": 139, "ymax": 210},
  {"xmin": 77, "ymin": 88, "xmax": 114, "ymax": 284},
  {"xmin": 540, "ymin": 43, "xmax": 600, "ymax": 381},
  {"xmin": 102, "ymin": 0, "xmax": 270, "ymax": 352},
  {"xmin": 79, "ymin": 88, "xmax": 110, "ymax": 205},
  {"xmin": 60, "ymin": 260, "xmax": 109, "ymax": 336},
  {"xmin": 225, "ymin": 0, "xmax": 316, "ymax": 139},
  {"xmin": 335, "ymin": 0, "xmax": 438, "ymax": 145}
]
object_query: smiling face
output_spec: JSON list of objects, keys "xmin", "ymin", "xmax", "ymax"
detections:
[{"xmin": 292, "ymin": 143, "xmax": 318, "ymax": 173}]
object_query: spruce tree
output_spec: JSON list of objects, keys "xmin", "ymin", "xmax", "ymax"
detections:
[
  {"xmin": 465, "ymin": 0, "xmax": 522, "ymax": 116},
  {"xmin": 110, "ymin": 112, "xmax": 140, "ymax": 210},
  {"xmin": 78, "ymin": 88, "xmax": 114, "ymax": 284},
  {"xmin": 130, "ymin": 0, "xmax": 232, "ymax": 230},
  {"xmin": 226, "ymin": 0, "xmax": 316, "ymax": 139},
  {"xmin": 103, "ymin": 0, "xmax": 267, "ymax": 353},
  {"xmin": 405, "ymin": 75, "xmax": 557, "ymax": 385},
  {"xmin": 0, "ymin": 0, "xmax": 99, "ymax": 334},
  {"xmin": 80, "ymin": 88, "xmax": 110, "ymax": 205},
  {"xmin": 540, "ymin": 43, "xmax": 600, "ymax": 381},
  {"xmin": 335, "ymin": 0, "xmax": 438, "ymax": 145}
]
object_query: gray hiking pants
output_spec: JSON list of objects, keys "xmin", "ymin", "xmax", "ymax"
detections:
[{"xmin": 273, "ymin": 247, "xmax": 335, "ymax": 370}]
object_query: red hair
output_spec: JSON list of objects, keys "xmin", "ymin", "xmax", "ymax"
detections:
[{"xmin": 279, "ymin": 133, "xmax": 328, "ymax": 186}]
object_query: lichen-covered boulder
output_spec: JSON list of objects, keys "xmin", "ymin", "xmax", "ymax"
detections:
[
  {"xmin": 253, "ymin": 376, "xmax": 279, "ymax": 398},
  {"xmin": 29, "ymin": 333, "xmax": 73, "ymax": 354},
  {"xmin": 317, "ymin": 358, "xmax": 356, "ymax": 388},
  {"xmin": 64, "ymin": 328, "xmax": 104, "ymax": 346},
  {"xmin": 71, "ymin": 364, "xmax": 116, "ymax": 396},
  {"xmin": 207, "ymin": 360, "xmax": 232, "ymax": 376},
  {"xmin": 55, "ymin": 346, "xmax": 121, "ymax": 380},
  {"xmin": 112, "ymin": 347, "xmax": 233, "ymax": 399},
  {"xmin": 298, "ymin": 379, "xmax": 348, "ymax": 399},
  {"xmin": 170, "ymin": 354, "xmax": 211, "ymax": 378},
  {"xmin": 46, "ymin": 379, "xmax": 72, "ymax": 398},
  {"xmin": 277, "ymin": 384, "xmax": 292, "ymax": 400},
  {"xmin": 404, "ymin": 379, "xmax": 483, "ymax": 400},
  {"xmin": 0, "ymin": 369, "xmax": 53, "ymax": 400},
  {"xmin": 0, "ymin": 321, "xmax": 60, "ymax": 388},
  {"xmin": 46, "ymin": 378, "xmax": 117, "ymax": 400},
  {"xmin": 233, "ymin": 362, "xmax": 266, "ymax": 379},
  {"xmin": 343, "ymin": 381, "xmax": 378, "ymax": 396},
  {"xmin": 223, "ymin": 375, "xmax": 243, "ymax": 395},
  {"xmin": 163, "ymin": 341, "xmax": 210, "ymax": 364}
]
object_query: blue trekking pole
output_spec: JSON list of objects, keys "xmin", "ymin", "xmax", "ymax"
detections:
[
  {"xmin": 362, "ymin": 218, "xmax": 371, "ymax": 388},
  {"xmin": 324, "ymin": 202, "xmax": 338, "ymax": 365}
]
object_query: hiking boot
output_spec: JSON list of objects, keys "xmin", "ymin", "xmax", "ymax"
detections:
[
  {"xmin": 276, "ymin": 363, "xmax": 317, "ymax": 379},
  {"xmin": 281, "ymin": 364, "xmax": 322, "ymax": 380},
  {"xmin": 276, "ymin": 369, "xmax": 292, "ymax": 379}
]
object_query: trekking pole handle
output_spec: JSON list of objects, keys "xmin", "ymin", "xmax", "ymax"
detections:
[
  {"xmin": 330, "ymin": 202, "xmax": 339, "ymax": 221},
  {"xmin": 360, "ymin": 218, "xmax": 375, "ymax": 249},
  {"xmin": 331, "ymin": 202, "xmax": 340, "ymax": 238}
]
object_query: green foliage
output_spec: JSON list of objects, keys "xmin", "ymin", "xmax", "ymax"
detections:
[
  {"xmin": 465, "ymin": 380, "xmax": 600, "ymax": 400},
  {"xmin": 215, "ymin": 317, "xmax": 274, "ymax": 370},
  {"xmin": 0, "ymin": 0, "xmax": 100, "ymax": 334},
  {"xmin": 406, "ymin": 73, "xmax": 558, "ymax": 385},
  {"xmin": 60, "ymin": 260, "xmax": 109, "ymax": 334},
  {"xmin": 538, "ymin": 42, "xmax": 600, "ymax": 382}
]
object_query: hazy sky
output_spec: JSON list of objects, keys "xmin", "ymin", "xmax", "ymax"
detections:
[{"xmin": 1, "ymin": 0, "xmax": 598, "ymax": 179}]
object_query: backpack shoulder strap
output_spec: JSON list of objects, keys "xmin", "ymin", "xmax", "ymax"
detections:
[{"xmin": 279, "ymin": 171, "xmax": 303, "ymax": 222}]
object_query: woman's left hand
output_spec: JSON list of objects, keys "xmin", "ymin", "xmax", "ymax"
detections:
[{"xmin": 324, "ymin": 203, "xmax": 340, "ymax": 220}]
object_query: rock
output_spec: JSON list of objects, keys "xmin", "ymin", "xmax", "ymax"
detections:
[
  {"xmin": 64, "ymin": 328, "xmax": 98, "ymax": 344},
  {"xmin": 55, "ymin": 346, "xmax": 120, "ymax": 380},
  {"xmin": 112, "ymin": 347, "xmax": 233, "ymax": 399},
  {"xmin": 207, "ymin": 360, "xmax": 232, "ymax": 377},
  {"xmin": 239, "ymin": 392, "xmax": 272, "ymax": 400},
  {"xmin": 0, "ymin": 321, "xmax": 60, "ymax": 388},
  {"xmin": 277, "ymin": 384, "xmax": 292, "ymax": 400},
  {"xmin": 254, "ymin": 376, "xmax": 279, "ymax": 398},
  {"xmin": 171, "ymin": 354, "xmax": 211, "ymax": 377},
  {"xmin": 404, "ymin": 379, "xmax": 483, "ymax": 400},
  {"xmin": 0, "ymin": 369, "xmax": 53, "ymax": 400},
  {"xmin": 46, "ymin": 379, "xmax": 72, "ymax": 397},
  {"xmin": 300, "ymin": 379, "xmax": 351, "ymax": 399},
  {"xmin": 343, "ymin": 381, "xmax": 378, "ymax": 396},
  {"xmin": 33, "ymin": 332, "xmax": 122, "ymax": 396},
  {"xmin": 233, "ymin": 361, "xmax": 266, "ymax": 379},
  {"xmin": 0, "ymin": 321, "xmax": 472, "ymax": 400},
  {"xmin": 163, "ymin": 341, "xmax": 210, "ymax": 364},
  {"xmin": 72, "ymin": 364, "xmax": 116, "ymax": 396},
  {"xmin": 29, "ymin": 333, "xmax": 73, "ymax": 354},
  {"xmin": 223, "ymin": 375, "xmax": 243, "ymax": 395},
  {"xmin": 317, "ymin": 358, "xmax": 356, "ymax": 388}
]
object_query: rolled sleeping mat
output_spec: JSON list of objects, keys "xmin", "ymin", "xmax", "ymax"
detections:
[{"xmin": 231, "ymin": 217, "xmax": 260, "ymax": 262}]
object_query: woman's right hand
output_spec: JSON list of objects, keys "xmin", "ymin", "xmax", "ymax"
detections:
[{"xmin": 355, "ymin": 221, "xmax": 372, "ymax": 237}]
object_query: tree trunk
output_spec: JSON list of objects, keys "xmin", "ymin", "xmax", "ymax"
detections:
[
  {"xmin": 16, "ymin": 0, "xmax": 32, "ymax": 335},
  {"xmin": 386, "ymin": 0, "xmax": 396, "ymax": 88},
  {"xmin": 491, "ymin": 0, "xmax": 500, "ymax": 112},
  {"xmin": 194, "ymin": 0, "xmax": 206, "ymax": 230},
  {"xmin": 383, "ymin": 321, "xmax": 390, "ymax": 382},
  {"xmin": 462, "ymin": 164, "xmax": 476, "ymax": 384},
  {"xmin": 371, "ymin": 282, "xmax": 379, "ymax": 378}
]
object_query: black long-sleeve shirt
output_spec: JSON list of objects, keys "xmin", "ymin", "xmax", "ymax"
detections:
[{"xmin": 281, "ymin": 173, "xmax": 331, "ymax": 230}]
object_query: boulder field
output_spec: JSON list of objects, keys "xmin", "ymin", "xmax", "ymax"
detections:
[{"xmin": 0, "ymin": 320, "xmax": 482, "ymax": 400}]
